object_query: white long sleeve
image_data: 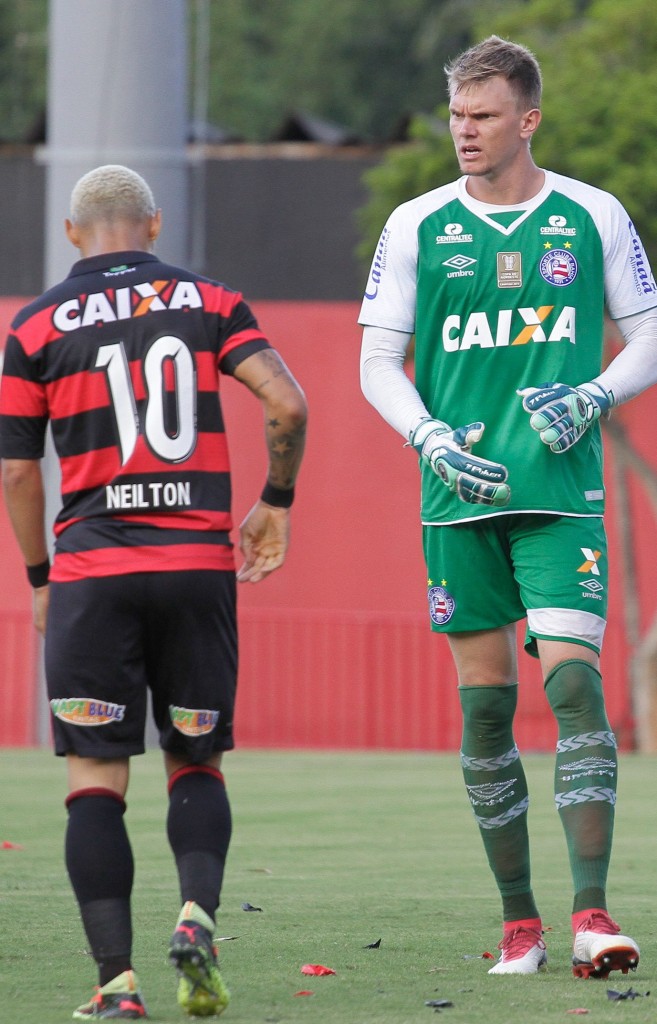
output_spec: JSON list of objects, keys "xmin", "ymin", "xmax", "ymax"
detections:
[
  {"xmin": 360, "ymin": 311, "xmax": 657, "ymax": 440},
  {"xmin": 594, "ymin": 308, "xmax": 657, "ymax": 404},
  {"xmin": 360, "ymin": 325, "xmax": 431, "ymax": 439}
]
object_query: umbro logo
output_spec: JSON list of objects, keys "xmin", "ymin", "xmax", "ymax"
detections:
[
  {"xmin": 579, "ymin": 579, "xmax": 604, "ymax": 593},
  {"xmin": 443, "ymin": 254, "xmax": 477, "ymax": 270}
]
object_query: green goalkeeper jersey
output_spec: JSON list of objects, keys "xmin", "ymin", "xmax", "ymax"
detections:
[{"xmin": 359, "ymin": 171, "xmax": 657, "ymax": 524}]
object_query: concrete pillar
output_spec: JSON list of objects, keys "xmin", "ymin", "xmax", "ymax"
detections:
[{"xmin": 40, "ymin": 0, "xmax": 189, "ymax": 287}]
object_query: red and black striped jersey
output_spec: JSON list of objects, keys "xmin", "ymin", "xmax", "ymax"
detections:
[{"xmin": 0, "ymin": 250, "xmax": 270, "ymax": 580}]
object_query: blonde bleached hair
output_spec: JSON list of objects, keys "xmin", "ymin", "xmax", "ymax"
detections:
[
  {"xmin": 445, "ymin": 35, "xmax": 542, "ymax": 110},
  {"xmin": 69, "ymin": 164, "xmax": 157, "ymax": 226}
]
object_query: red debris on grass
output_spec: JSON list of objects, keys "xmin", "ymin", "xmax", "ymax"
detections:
[
  {"xmin": 301, "ymin": 964, "xmax": 336, "ymax": 976},
  {"xmin": 294, "ymin": 990, "xmax": 315, "ymax": 997},
  {"xmin": 1, "ymin": 841, "xmax": 24, "ymax": 850},
  {"xmin": 566, "ymin": 1010, "xmax": 590, "ymax": 1015}
]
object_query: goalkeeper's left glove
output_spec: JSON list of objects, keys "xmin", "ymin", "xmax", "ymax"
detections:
[{"xmin": 517, "ymin": 381, "xmax": 613, "ymax": 453}]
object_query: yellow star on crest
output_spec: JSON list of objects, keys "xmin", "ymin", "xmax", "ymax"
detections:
[
  {"xmin": 564, "ymin": 241, "xmax": 572, "ymax": 249},
  {"xmin": 543, "ymin": 241, "xmax": 552, "ymax": 250}
]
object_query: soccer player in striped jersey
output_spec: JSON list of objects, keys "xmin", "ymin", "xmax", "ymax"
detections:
[
  {"xmin": 0, "ymin": 165, "xmax": 307, "ymax": 1018},
  {"xmin": 359, "ymin": 36, "xmax": 657, "ymax": 978}
]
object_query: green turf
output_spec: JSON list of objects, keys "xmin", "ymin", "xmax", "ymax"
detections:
[{"xmin": 1, "ymin": 748, "xmax": 655, "ymax": 1023}]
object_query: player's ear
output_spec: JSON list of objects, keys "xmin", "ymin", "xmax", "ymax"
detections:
[
  {"xmin": 65, "ymin": 218, "xmax": 81, "ymax": 249},
  {"xmin": 148, "ymin": 209, "xmax": 162, "ymax": 244},
  {"xmin": 521, "ymin": 108, "xmax": 541, "ymax": 139}
]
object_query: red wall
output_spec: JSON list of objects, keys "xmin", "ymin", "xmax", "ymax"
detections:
[
  {"xmin": 0, "ymin": 298, "xmax": 40, "ymax": 745},
  {"xmin": 1, "ymin": 299, "xmax": 655, "ymax": 750}
]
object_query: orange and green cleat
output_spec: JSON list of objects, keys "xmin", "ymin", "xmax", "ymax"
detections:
[
  {"xmin": 72, "ymin": 969, "xmax": 147, "ymax": 1019},
  {"xmin": 168, "ymin": 901, "xmax": 230, "ymax": 1017}
]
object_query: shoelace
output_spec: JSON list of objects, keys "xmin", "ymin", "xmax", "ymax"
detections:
[
  {"xmin": 499, "ymin": 926, "xmax": 545, "ymax": 960},
  {"xmin": 577, "ymin": 911, "xmax": 620, "ymax": 935}
]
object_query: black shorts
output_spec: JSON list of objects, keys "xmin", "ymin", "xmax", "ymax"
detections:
[{"xmin": 45, "ymin": 570, "xmax": 237, "ymax": 760}]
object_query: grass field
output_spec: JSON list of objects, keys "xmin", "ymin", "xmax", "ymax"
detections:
[{"xmin": 1, "ymin": 748, "xmax": 655, "ymax": 1024}]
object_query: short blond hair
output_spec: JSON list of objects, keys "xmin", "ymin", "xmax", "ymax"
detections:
[
  {"xmin": 70, "ymin": 165, "xmax": 157, "ymax": 226},
  {"xmin": 445, "ymin": 35, "xmax": 542, "ymax": 110}
]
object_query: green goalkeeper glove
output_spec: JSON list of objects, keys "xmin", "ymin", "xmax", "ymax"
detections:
[
  {"xmin": 409, "ymin": 418, "xmax": 510, "ymax": 507},
  {"xmin": 517, "ymin": 381, "xmax": 612, "ymax": 453}
]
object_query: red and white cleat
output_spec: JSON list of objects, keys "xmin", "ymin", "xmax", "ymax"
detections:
[
  {"xmin": 572, "ymin": 910, "xmax": 639, "ymax": 979},
  {"xmin": 488, "ymin": 925, "xmax": 547, "ymax": 975}
]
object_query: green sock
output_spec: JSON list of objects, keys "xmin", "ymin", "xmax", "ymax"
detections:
[
  {"xmin": 544, "ymin": 659, "xmax": 617, "ymax": 913},
  {"xmin": 459, "ymin": 684, "xmax": 539, "ymax": 922}
]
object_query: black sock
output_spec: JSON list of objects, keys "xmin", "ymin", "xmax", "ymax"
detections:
[
  {"xmin": 167, "ymin": 767, "xmax": 232, "ymax": 921},
  {"xmin": 65, "ymin": 790, "xmax": 134, "ymax": 986}
]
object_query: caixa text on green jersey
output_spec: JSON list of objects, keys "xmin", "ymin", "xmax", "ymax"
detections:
[{"xmin": 441, "ymin": 304, "xmax": 576, "ymax": 351}]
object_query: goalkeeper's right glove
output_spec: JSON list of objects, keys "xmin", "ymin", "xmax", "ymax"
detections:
[{"xmin": 409, "ymin": 418, "xmax": 510, "ymax": 507}]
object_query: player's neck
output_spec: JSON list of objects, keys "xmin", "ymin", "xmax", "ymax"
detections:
[
  {"xmin": 465, "ymin": 163, "xmax": 545, "ymax": 207},
  {"xmin": 76, "ymin": 234, "xmax": 152, "ymax": 259},
  {"xmin": 67, "ymin": 214, "xmax": 160, "ymax": 260}
]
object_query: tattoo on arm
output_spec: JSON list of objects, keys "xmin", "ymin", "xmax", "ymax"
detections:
[
  {"xmin": 266, "ymin": 418, "xmax": 306, "ymax": 488},
  {"xmin": 245, "ymin": 349, "xmax": 286, "ymax": 396},
  {"xmin": 235, "ymin": 348, "xmax": 307, "ymax": 488}
]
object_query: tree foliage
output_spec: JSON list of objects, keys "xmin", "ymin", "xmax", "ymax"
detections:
[
  {"xmin": 0, "ymin": 0, "xmax": 47, "ymax": 142},
  {"xmin": 196, "ymin": 0, "xmax": 475, "ymax": 142},
  {"xmin": 358, "ymin": 0, "xmax": 657, "ymax": 269}
]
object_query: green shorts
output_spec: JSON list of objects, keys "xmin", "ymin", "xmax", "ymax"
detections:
[{"xmin": 423, "ymin": 513, "xmax": 607, "ymax": 656}]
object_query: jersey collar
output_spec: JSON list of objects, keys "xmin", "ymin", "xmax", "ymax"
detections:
[
  {"xmin": 67, "ymin": 250, "xmax": 160, "ymax": 279},
  {"xmin": 457, "ymin": 171, "xmax": 554, "ymax": 235}
]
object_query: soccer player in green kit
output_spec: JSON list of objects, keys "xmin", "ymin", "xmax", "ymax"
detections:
[{"xmin": 360, "ymin": 36, "xmax": 657, "ymax": 977}]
